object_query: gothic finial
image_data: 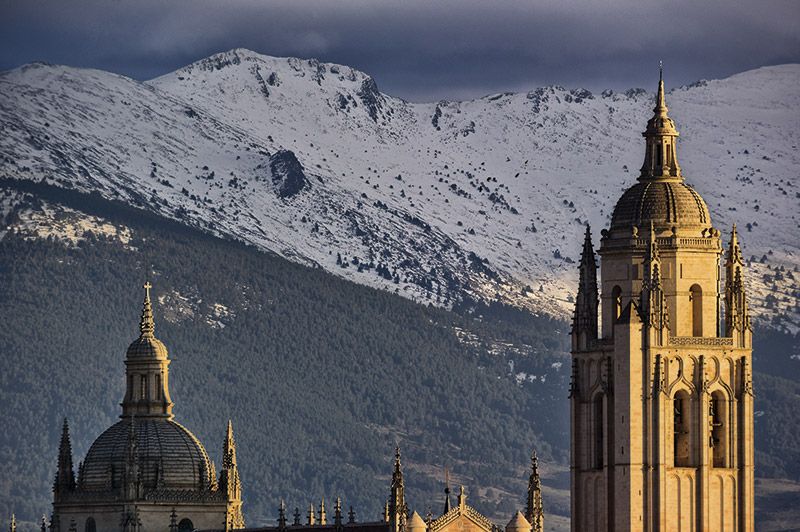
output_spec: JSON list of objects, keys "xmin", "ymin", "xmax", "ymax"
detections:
[
  {"xmin": 572, "ymin": 225, "xmax": 599, "ymax": 348},
  {"xmin": 457, "ymin": 485, "xmax": 466, "ymax": 509},
  {"xmin": 9, "ymin": 514, "xmax": 16, "ymax": 532},
  {"xmin": 40, "ymin": 515, "xmax": 47, "ymax": 532},
  {"xmin": 348, "ymin": 506, "xmax": 356, "ymax": 524},
  {"xmin": 319, "ymin": 497, "xmax": 327, "ymax": 525},
  {"xmin": 293, "ymin": 507, "xmax": 301, "ymax": 526}
]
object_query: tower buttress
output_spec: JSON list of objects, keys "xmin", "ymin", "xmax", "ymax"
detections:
[
  {"xmin": 641, "ymin": 223, "xmax": 669, "ymax": 345},
  {"xmin": 572, "ymin": 225, "xmax": 599, "ymax": 350},
  {"xmin": 219, "ymin": 420, "xmax": 245, "ymax": 529},
  {"xmin": 53, "ymin": 418, "xmax": 76, "ymax": 501},
  {"xmin": 725, "ymin": 225, "xmax": 752, "ymax": 347}
]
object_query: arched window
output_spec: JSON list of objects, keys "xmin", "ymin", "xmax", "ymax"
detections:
[
  {"xmin": 593, "ymin": 395, "xmax": 604, "ymax": 470},
  {"xmin": 140, "ymin": 374, "xmax": 148, "ymax": 400},
  {"xmin": 673, "ymin": 391, "xmax": 692, "ymax": 467},
  {"xmin": 155, "ymin": 374, "xmax": 162, "ymax": 400},
  {"xmin": 710, "ymin": 391, "xmax": 728, "ymax": 468},
  {"xmin": 178, "ymin": 518, "xmax": 194, "ymax": 532},
  {"xmin": 690, "ymin": 284, "xmax": 703, "ymax": 337},
  {"xmin": 611, "ymin": 285, "xmax": 622, "ymax": 326},
  {"xmin": 85, "ymin": 517, "xmax": 96, "ymax": 532}
]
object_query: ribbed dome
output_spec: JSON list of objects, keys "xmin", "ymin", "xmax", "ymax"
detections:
[
  {"xmin": 610, "ymin": 180, "xmax": 711, "ymax": 232},
  {"xmin": 125, "ymin": 335, "xmax": 168, "ymax": 359},
  {"xmin": 80, "ymin": 419, "xmax": 215, "ymax": 492}
]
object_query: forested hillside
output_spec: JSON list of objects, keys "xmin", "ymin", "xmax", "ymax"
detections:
[
  {"xmin": 0, "ymin": 180, "xmax": 797, "ymax": 530},
  {"xmin": 0, "ymin": 180, "xmax": 571, "ymax": 527}
]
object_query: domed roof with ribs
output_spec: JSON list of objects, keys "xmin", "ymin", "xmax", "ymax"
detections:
[
  {"xmin": 80, "ymin": 418, "xmax": 215, "ymax": 493},
  {"xmin": 610, "ymin": 180, "xmax": 711, "ymax": 232}
]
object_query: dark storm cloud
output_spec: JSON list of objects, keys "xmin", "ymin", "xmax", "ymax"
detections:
[{"xmin": 1, "ymin": 0, "xmax": 798, "ymax": 101}]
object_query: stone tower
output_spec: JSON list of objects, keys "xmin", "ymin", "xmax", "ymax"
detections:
[{"xmin": 569, "ymin": 70, "xmax": 754, "ymax": 531}]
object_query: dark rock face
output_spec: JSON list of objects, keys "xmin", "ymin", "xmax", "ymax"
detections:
[
  {"xmin": 357, "ymin": 77, "xmax": 383, "ymax": 121},
  {"xmin": 269, "ymin": 150, "xmax": 310, "ymax": 198}
]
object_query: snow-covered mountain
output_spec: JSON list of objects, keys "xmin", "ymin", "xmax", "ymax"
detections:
[{"xmin": 1, "ymin": 49, "xmax": 798, "ymax": 329}]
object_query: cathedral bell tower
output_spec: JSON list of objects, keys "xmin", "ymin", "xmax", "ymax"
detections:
[{"xmin": 569, "ymin": 68, "xmax": 755, "ymax": 532}]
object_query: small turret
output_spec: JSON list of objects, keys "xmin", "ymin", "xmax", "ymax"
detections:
[
  {"xmin": 54, "ymin": 418, "xmax": 76, "ymax": 501},
  {"xmin": 524, "ymin": 451, "xmax": 544, "ymax": 532},
  {"xmin": 572, "ymin": 225, "xmax": 599, "ymax": 350},
  {"xmin": 169, "ymin": 508, "xmax": 178, "ymax": 532},
  {"xmin": 505, "ymin": 512, "xmax": 531, "ymax": 532},
  {"xmin": 407, "ymin": 512, "xmax": 427, "ymax": 532}
]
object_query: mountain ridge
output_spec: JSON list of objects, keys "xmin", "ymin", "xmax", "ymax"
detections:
[{"xmin": 1, "ymin": 49, "xmax": 798, "ymax": 331}]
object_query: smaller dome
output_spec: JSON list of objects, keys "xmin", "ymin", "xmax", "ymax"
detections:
[
  {"xmin": 408, "ymin": 512, "xmax": 427, "ymax": 532},
  {"xmin": 126, "ymin": 336, "xmax": 168, "ymax": 359},
  {"xmin": 610, "ymin": 180, "xmax": 711, "ymax": 232},
  {"xmin": 506, "ymin": 512, "xmax": 531, "ymax": 532}
]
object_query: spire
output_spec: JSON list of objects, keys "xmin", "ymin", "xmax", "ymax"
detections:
[
  {"xmin": 640, "ymin": 63, "xmax": 682, "ymax": 180},
  {"xmin": 9, "ymin": 514, "xmax": 16, "ymax": 532},
  {"xmin": 54, "ymin": 418, "xmax": 76, "ymax": 499},
  {"xmin": 348, "ymin": 506, "xmax": 356, "ymax": 524},
  {"xmin": 139, "ymin": 282, "xmax": 155, "ymax": 338},
  {"xmin": 525, "ymin": 451, "xmax": 544, "ymax": 532},
  {"xmin": 319, "ymin": 498, "xmax": 327, "ymax": 525},
  {"xmin": 443, "ymin": 466, "xmax": 452, "ymax": 514},
  {"xmin": 308, "ymin": 503, "xmax": 316, "ymax": 526},
  {"xmin": 572, "ymin": 225, "xmax": 599, "ymax": 350},
  {"xmin": 40, "ymin": 515, "xmax": 48, "ymax": 532},
  {"xmin": 293, "ymin": 507, "xmax": 301, "ymax": 526},
  {"xmin": 334, "ymin": 497, "xmax": 343, "ymax": 527},
  {"xmin": 279, "ymin": 499, "xmax": 287, "ymax": 529},
  {"xmin": 725, "ymin": 224, "xmax": 751, "ymax": 345},
  {"xmin": 219, "ymin": 421, "xmax": 244, "ymax": 527},
  {"xmin": 389, "ymin": 446, "xmax": 406, "ymax": 532}
]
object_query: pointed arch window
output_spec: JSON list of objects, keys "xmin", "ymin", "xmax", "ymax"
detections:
[
  {"xmin": 690, "ymin": 284, "xmax": 703, "ymax": 337},
  {"xmin": 673, "ymin": 391, "xmax": 693, "ymax": 467},
  {"xmin": 85, "ymin": 518, "xmax": 96, "ymax": 532},
  {"xmin": 593, "ymin": 395, "xmax": 604, "ymax": 470},
  {"xmin": 611, "ymin": 285, "xmax": 622, "ymax": 326},
  {"xmin": 710, "ymin": 391, "xmax": 728, "ymax": 468}
]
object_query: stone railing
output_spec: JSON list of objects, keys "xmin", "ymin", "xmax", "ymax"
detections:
[
  {"xmin": 602, "ymin": 236, "xmax": 721, "ymax": 251},
  {"xmin": 668, "ymin": 336, "xmax": 734, "ymax": 347}
]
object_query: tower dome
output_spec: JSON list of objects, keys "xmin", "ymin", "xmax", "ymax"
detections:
[{"xmin": 608, "ymin": 66, "xmax": 712, "ymax": 236}]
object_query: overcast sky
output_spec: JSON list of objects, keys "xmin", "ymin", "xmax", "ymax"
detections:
[{"xmin": 1, "ymin": 0, "xmax": 798, "ymax": 101}]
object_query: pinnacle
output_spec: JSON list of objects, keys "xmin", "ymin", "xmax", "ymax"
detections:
[{"xmin": 138, "ymin": 282, "xmax": 155, "ymax": 338}]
